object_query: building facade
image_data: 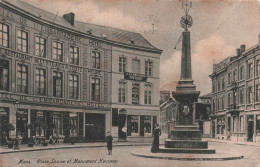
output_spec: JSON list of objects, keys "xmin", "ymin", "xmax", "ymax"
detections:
[
  {"xmin": 110, "ymin": 44, "xmax": 161, "ymax": 142},
  {"xmin": 0, "ymin": 0, "xmax": 162, "ymax": 144},
  {"xmin": 210, "ymin": 41, "xmax": 260, "ymax": 143}
]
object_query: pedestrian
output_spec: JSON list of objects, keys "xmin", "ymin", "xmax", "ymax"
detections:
[
  {"xmin": 106, "ymin": 132, "xmax": 113, "ymax": 155},
  {"xmin": 151, "ymin": 123, "xmax": 161, "ymax": 153}
]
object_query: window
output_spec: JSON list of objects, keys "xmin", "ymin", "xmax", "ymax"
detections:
[
  {"xmin": 69, "ymin": 46, "xmax": 79, "ymax": 65},
  {"xmin": 212, "ymin": 82, "xmax": 215, "ymax": 93},
  {"xmin": 119, "ymin": 57, "xmax": 127, "ymax": 73},
  {"xmin": 144, "ymin": 84, "xmax": 152, "ymax": 104},
  {"xmin": 240, "ymin": 66, "xmax": 244, "ymax": 80},
  {"xmin": 132, "ymin": 59, "xmax": 140, "ymax": 74},
  {"xmin": 0, "ymin": 60, "xmax": 9, "ymax": 91},
  {"xmin": 217, "ymin": 98, "xmax": 220, "ymax": 110},
  {"xmin": 69, "ymin": 113, "xmax": 78, "ymax": 137},
  {"xmin": 35, "ymin": 36, "xmax": 46, "ymax": 57},
  {"xmin": 228, "ymin": 72, "xmax": 231, "ymax": 84},
  {"xmin": 17, "ymin": 64, "xmax": 28, "ymax": 93},
  {"xmin": 35, "ymin": 68, "xmax": 46, "ymax": 96},
  {"xmin": 248, "ymin": 63, "xmax": 253, "ymax": 79},
  {"xmin": 248, "ymin": 86, "xmax": 253, "ymax": 104},
  {"xmin": 91, "ymin": 77, "xmax": 100, "ymax": 101},
  {"xmin": 256, "ymin": 85, "xmax": 260, "ymax": 103},
  {"xmin": 118, "ymin": 81, "xmax": 126, "ymax": 103},
  {"xmin": 91, "ymin": 50, "xmax": 100, "ymax": 69},
  {"xmin": 145, "ymin": 61, "xmax": 152, "ymax": 77},
  {"xmin": 222, "ymin": 78, "xmax": 225, "ymax": 90},
  {"xmin": 221, "ymin": 97, "xmax": 224, "ymax": 110},
  {"xmin": 69, "ymin": 74, "xmax": 78, "ymax": 99},
  {"xmin": 217, "ymin": 80, "xmax": 221, "ymax": 91},
  {"xmin": 212, "ymin": 100, "xmax": 216, "ymax": 111},
  {"xmin": 52, "ymin": 41, "xmax": 63, "ymax": 62},
  {"xmin": 257, "ymin": 60, "xmax": 260, "ymax": 76},
  {"xmin": 17, "ymin": 29, "xmax": 28, "ymax": 53},
  {"xmin": 240, "ymin": 88, "xmax": 244, "ymax": 104},
  {"xmin": 130, "ymin": 115, "xmax": 139, "ymax": 133},
  {"xmin": 53, "ymin": 71, "xmax": 62, "ymax": 97},
  {"xmin": 0, "ymin": 23, "xmax": 9, "ymax": 47},
  {"xmin": 228, "ymin": 93, "xmax": 231, "ymax": 105},
  {"xmin": 233, "ymin": 70, "xmax": 237, "ymax": 81},
  {"xmin": 132, "ymin": 83, "xmax": 140, "ymax": 104}
]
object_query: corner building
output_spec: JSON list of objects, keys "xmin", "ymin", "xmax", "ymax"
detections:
[
  {"xmin": 0, "ymin": 0, "xmax": 162, "ymax": 144},
  {"xmin": 210, "ymin": 41, "xmax": 260, "ymax": 143}
]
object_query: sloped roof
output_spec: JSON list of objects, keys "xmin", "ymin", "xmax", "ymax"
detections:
[
  {"xmin": 160, "ymin": 81, "xmax": 178, "ymax": 92},
  {"xmin": 199, "ymin": 93, "xmax": 212, "ymax": 99},
  {"xmin": 2, "ymin": 0, "xmax": 162, "ymax": 52}
]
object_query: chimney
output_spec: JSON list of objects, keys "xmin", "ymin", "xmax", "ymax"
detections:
[
  {"xmin": 240, "ymin": 45, "xmax": 246, "ymax": 53},
  {"xmin": 63, "ymin": 12, "xmax": 75, "ymax": 26},
  {"xmin": 236, "ymin": 48, "xmax": 240, "ymax": 56}
]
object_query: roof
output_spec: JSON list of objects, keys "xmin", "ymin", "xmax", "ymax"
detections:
[
  {"xmin": 199, "ymin": 93, "xmax": 212, "ymax": 99},
  {"xmin": 2, "ymin": 0, "xmax": 162, "ymax": 53}
]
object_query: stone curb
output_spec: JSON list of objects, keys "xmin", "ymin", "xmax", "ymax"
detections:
[
  {"xmin": 205, "ymin": 139, "xmax": 260, "ymax": 147},
  {"xmin": 131, "ymin": 150, "xmax": 244, "ymax": 161},
  {"xmin": 0, "ymin": 143, "xmax": 152, "ymax": 155}
]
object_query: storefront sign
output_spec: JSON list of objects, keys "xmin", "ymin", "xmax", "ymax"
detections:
[
  {"xmin": 0, "ymin": 48, "xmax": 83, "ymax": 73},
  {"xmin": 124, "ymin": 72, "xmax": 147, "ymax": 82},
  {"xmin": 0, "ymin": 91, "xmax": 107, "ymax": 109}
]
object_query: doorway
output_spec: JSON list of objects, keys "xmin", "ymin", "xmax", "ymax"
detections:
[
  {"xmin": 85, "ymin": 113, "xmax": 105, "ymax": 141},
  {"xmin": 247, "ymin": 115, "xmax": 254, "ymax": 142},
  {"xmin": 16, "ymin": 109, "xmax": 28, "ymax": 143}
]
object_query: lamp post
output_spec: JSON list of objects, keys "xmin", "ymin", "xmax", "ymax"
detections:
[{"xmin": 13, "ymin": 100, "xmax": 20, "ymax": 150}]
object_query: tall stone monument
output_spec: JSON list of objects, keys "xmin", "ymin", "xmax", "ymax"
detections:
[{"xmin": 162, "ymin": 1, "xmax": 215, "ymax": 154}]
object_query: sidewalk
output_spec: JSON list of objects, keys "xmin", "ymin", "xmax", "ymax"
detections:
[
  {"xmin": 0, "ymin": 142, "xmax": 152, "ymax": 154},
  {"xmin": 203, "ymin": 138, "xmax": 260, "ymax": 147}
]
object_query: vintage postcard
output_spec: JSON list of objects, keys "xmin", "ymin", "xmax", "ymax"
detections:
[{"xmin": 0, "ymin": 0, "xmax": 259, "ymax": 167}]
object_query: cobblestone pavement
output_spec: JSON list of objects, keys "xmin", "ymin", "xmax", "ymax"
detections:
[{"xmin": 0, "ymin": 141, "xmax": 260, "ymax": 167}]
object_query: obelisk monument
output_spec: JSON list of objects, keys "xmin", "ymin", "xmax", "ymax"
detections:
[{"xmin": 162, "ymin": 1, "xmax": 215, "ymax": 154}]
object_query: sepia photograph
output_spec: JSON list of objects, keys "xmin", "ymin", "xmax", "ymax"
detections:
[{"xmin": 0, "ymin": 0, "xmax": 259, "ymax": 166}]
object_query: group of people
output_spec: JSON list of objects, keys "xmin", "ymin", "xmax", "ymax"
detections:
[{"xmin": 105, "ymin": 123, "xmax": 162, "ymax": 155}]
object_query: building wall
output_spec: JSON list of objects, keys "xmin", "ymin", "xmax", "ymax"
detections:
[
  {"xmin": 0, "ymin": 3, "xmax": 112, "ymax": 142},
  {"xmin": 211, "ymin": 44, "xmax": 260, "ymax": 142},
  {"xmin": 110, "ymin": 46, "xmax": 160, "ymax": 141}
]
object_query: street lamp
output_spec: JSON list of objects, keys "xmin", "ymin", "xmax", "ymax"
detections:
[{"xmin": 13, "ymin": 100, "xmax": 20, "ymax": 150}]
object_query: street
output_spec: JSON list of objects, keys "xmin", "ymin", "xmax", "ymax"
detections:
[{"xmin": 0, "ymin": 142, "xmax": 259, "ymax": 167}]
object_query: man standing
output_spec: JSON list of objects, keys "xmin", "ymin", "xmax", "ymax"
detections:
[
  {"xmin": 106, "ymin": 132, "xmax": 113, "ymax": 155},
  {"xmin": 151, "ymin": 123, "xmax": 161, "ymax": 153}
]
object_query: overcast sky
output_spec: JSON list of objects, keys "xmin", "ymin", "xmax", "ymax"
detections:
[{"xmin": 22, "ymin": 0, "xmax": 260, "ymax": 95}]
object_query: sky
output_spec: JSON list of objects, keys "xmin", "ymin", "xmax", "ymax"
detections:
[{"xmin": 22, "ymin": 0, "xmax": 260, "ymax": 95}]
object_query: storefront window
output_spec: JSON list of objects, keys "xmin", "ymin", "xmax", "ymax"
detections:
[
  {"xmin": 53, "ymin": 112, "xmax": 62, "ymax": 136},
  {"xmin": 0, "ymin": 107, "xmax": 9, "ymax": 137},
  {"xmin": 144, "ymin": 116, "xmax": 151, "ymax": 134},
  {"xmin": 256, "ymin": 115, "xmax": 260, "ymax": 135},
  {"xmin": 130, "ymin": 115, "xmax": 139, "ymax": 134},
  {"xmin": 69, "ymin": 113, "xmax": 78, "ymax": 137}
]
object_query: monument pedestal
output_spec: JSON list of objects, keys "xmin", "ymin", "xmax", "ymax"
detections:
[{"xmin": 161, "ymin": 125, "xmax": 215, "ymax": 154}]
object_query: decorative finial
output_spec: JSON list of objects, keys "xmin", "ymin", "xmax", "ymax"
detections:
[{"xmin": 180, "ymin": 0, "xmax": 193, "ymax": 30}]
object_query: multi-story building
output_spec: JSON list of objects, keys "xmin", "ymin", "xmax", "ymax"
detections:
[
  {"xmin": 210, "ymin": 39, "xmax": 260, "ymax": 143},
  {"xmin": 111, "ymin": 38, "xmax": 162, "ymax": 142},
  {"xmin": 0, "ymin": 0, "xmax": 162, "ymax": 144}
]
